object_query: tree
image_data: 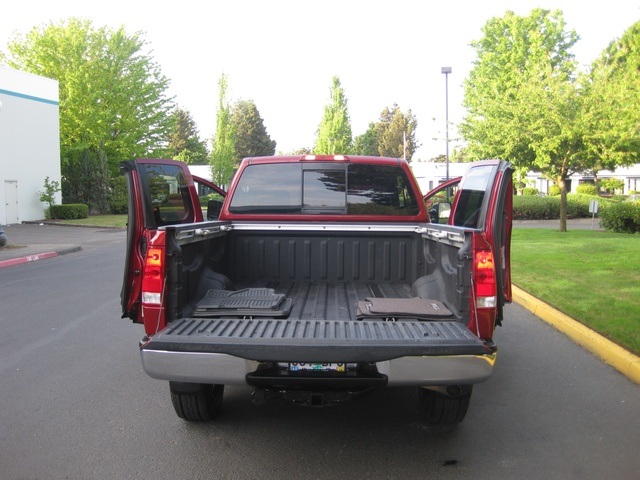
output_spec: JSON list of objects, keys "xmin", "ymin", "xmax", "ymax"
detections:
[
  {"xmin": 376, "ymin": 104, "xmax": 419, "ymax": 160},
  {"xmin": 38, "ymin": 176, "xmax": 61, "ymax": 217},
  {"xmin": 581, "ymin": 21, "xmax": 640, "ymax": 175},
  {"xmin": 1, "ymin": 18, "xmax": 174, "ymax": 212},
  {"xmin": 209, "ymin": 74, "xmax": 237, "ymax": 187},
  {"xmin": 231, "ymin": 100, "xmax": 276, "ymax": 160},
  {"xmin": 280, "ymin": 147, "xmax": 312, "ymax": 156},
  {"xmin": 2, "ymin": 18, "xmax": 174, "ymax": 212},
  {"xmin": 64, "ymin": 146, "xmax": 111, "ymax": 213},
  {"xmin": 314, "ymin": 76, "xmax": 352, "ymax": 154},
  {"xmin": 166, "ymin": 107, "xmax": 209, "ymax": 164},
  {"xmin": 460, "ymin": 9, "xmax": 586, "ymax": 231},
  {"xmin": 352, "ymin": 123, "xmax": 379, "ymax": 156}
]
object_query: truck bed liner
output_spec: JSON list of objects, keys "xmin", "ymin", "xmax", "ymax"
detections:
[{"xmin": 143, "ymin": 282, "xmax": 489, "ymax": 362}]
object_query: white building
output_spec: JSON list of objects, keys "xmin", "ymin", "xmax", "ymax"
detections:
[
  {"xmin": 411, "ymin": 162, "xmax": 470, "ymax": 194},
  {"xmin": 0, "ymin": 66, "xmax": 60, "ymax": 225},
  {"xmin": 411, "ymin": 161, "xmax": 640, "ymax": 195}
]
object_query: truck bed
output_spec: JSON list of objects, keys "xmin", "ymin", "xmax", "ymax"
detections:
[{"xmin": 143, "ymin": 280, "xmax": 489, "ymax": 363}]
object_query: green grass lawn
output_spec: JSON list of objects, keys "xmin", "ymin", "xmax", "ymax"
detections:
[
  {"xmin": 511, "ymin": 229, "xmax": 639, "ymax": 355},
  {"xmin": 52, "ymin": 214, "xmax": 127, "ymax": 228}
]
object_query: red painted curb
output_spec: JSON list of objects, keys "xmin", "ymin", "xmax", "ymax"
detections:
[{"xmin": 0, "ymin": 251, "xmax": 59, "ymax": 268}]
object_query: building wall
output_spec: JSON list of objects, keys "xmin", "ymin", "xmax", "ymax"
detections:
[
  {"xmin": 0, "ymin": 66, "xmax": 60, "ymax": 225},
  {"xmin": 411, "ymin": 161, "xmax": 640, "ymax": 196}
]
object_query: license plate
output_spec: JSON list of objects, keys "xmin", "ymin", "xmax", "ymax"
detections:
[{"xmin": 289, "ymin": 362, "xmax": 346, "ymax": 372}]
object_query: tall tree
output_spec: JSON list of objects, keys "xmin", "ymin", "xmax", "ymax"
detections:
[
  {"xmin": 376, "ymin": 104, "xmax": 419, "ymax": 160},
  {"xmin": 460, "ymin": 9, "xmax": 584, "ymax": 231},
  {"xmin": 166, "ymin": 107, "xmax": 209, "ymax": 164},
  {"xmin": 314, "ymin": 76, "xmax": 352, "ymax": 154},
  {"xmin": 1, "ymin": 18, "xmax": 174, "ymax": 210},
  {"xmin": 209, "ymin": 74, "xmax": 237, "ymax": 187},
  {"xmin": 231, "ymin": 100, "xmax": 276, "ymax": 160},
  {"xmin": 352, "ymin": 122, "xmax": 379, "ymax": 156},
  {"xmin": 581, "ymin": 21, "xmax": 640, "ymax": 176}
]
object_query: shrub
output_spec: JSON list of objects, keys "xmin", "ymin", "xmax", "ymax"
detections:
[
  {"xmin": 109, "ymin": 176, "xmax": 128, "ymax": 214},
  {"xmin": 50, "ymin": 203, "xmax": 89, "ymax": 220},
  {"xmin": 600, "ymin": 178, "xmax": 624, "ymax": 194},
  {"xmin": 38, "ymin": 176, "xmax": 61, "ymax": 212},
  {"xmin": 522, "ymin": 187, "xmax": 539, "ymax": 196},
  {"xmin": 548, "ymin": 185, "xmax": 561, "ymax": 196},
  {"xmin": 512, "ymin": 194, "xmax": 617, "ymax": 220},
  {"xmin": 513, "ymin": 196, "xmax": 560, "ymax": 219},
  {"xmin": 576, "ymin": 183, "xmax": 598, "ymax": 195},
  {"xmin": 599, "ymin": 201, "xmax": 640, "ymax": 234}
]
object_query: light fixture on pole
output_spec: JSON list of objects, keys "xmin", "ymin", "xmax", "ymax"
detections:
[{"xmin": 441, "ymin": 67, "xmax": 451, "ymax": 183}]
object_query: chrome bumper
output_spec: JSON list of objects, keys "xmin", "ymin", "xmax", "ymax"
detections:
[{"xmin": 140, "ymin": 350, "xmax": 497, "ymax": 386}]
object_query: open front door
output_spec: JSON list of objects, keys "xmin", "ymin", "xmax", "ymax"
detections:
[{"xmin": 119, "ymin": 159, "xmax": 211, "ymax": 321}]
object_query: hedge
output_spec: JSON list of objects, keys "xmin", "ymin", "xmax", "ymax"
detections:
[
  {"xmin": 576, "ymin": 183, "xmax": 598, "ymax": 195},
  {"xmin": 513, "ymin": 194, "xmax": 618, "ymax": 220},
  {"xmin": 49, "ymin": 203, "xmax": 89, "ymax": 220},
  {"xmin": 599, "ymin": 201, "xmax": 640, "ymax": 234}
]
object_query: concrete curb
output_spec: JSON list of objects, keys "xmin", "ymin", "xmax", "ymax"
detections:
[
  {"xmin": 0, "ymin": 251, "xmax": 59, "ymax": 268},
  {"xmin": 512, "ymin": 285, "xmax": 640, "ymax": 385},
  {"xmin": 0, "ymin": 245, "xmax": 81, "ymax": 268}
]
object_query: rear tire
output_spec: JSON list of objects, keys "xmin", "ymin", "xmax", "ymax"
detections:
[
  {"xmin": 170, "ymin": 383, "xmax": 224, "ymax": 421},
  {"xmin": 418, "ymin": 385, "xmax": 472, "ymax": 425}
]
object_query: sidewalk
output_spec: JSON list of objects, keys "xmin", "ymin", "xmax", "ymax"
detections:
[
  {"xmin": 1, "ymin": 220, "xmax": 637, "ymax": 384},
  {"xmin": 0, "ymin": 222, "xmax": 118, "ymax": 268}
]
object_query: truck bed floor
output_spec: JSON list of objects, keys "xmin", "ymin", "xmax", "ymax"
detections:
[{"xmin": 233, "ymin": 280, "xmax": 414, "ymax": 321}]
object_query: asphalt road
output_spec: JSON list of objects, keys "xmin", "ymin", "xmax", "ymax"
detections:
[{"xmin": 0, "ymin": 226, "xmax": 638, "ymax": 480}]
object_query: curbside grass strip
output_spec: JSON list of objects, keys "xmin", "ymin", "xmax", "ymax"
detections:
[{"xmin": 512, "ymin": 285, "xmax": 640, "ymax": 385}]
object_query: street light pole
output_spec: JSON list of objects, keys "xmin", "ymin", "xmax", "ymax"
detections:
[{"xmin": 441, "ymin": 67, "xmax": 451, "ymax": 183}]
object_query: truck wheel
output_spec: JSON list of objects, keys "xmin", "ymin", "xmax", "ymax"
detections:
[
  {"xmin": 418, "ymin": 385, "xmax": 472, "ymax": 425},
  {"xmin": 170, "ymin": 383, "xmax": 224, "ymax": 421}
]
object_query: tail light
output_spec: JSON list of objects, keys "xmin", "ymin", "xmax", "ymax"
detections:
[
  {"xmin": 141, "ymin": 246, "xmax": 166, "ymax": 335},
  {"xmin": 142, "ymin": 247, "xmax": 164, "ymax": 305},
  {"xmin": 474, "ymin": 249, "xmax": 496, "ymax": 308}
]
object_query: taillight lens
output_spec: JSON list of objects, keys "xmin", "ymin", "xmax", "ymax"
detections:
[
  {"xmin": 474, "ymin": 250, "xmax": 496, "ymax": 308},
  {"xmin": 142, "ymin": 247, "xmax": 164, "ymax": 304}
]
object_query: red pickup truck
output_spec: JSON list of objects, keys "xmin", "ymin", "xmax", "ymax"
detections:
[{"xmin": 120, "ymin": 155, "xmax": 513, "ymax": 425}]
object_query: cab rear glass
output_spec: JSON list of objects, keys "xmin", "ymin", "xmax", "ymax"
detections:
[{"xmin": 228, "ymin": 163, "xmax": 420, "ymax": 215}]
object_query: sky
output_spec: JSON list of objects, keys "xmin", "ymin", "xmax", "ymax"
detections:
[{"xmin": 1, "ymin": 0, "xmax": 639, "ymax": 160}]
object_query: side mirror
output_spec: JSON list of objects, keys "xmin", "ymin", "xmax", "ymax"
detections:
[
  {"xmin": 206, "ymin": 199, "xmax": 223, "ymax": 220},
  {"xmin": 429, "ymin": 202, "xmax": 451, "ymax": 224}
]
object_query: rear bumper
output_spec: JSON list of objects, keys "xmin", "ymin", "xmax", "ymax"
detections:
[{"xmin": 140, "ymin": 349, "xmax": 497, "ymax": 386}]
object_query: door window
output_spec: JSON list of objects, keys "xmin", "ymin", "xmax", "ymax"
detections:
[{"xmin": 141, "ymin": 164, "xmax": 191, "ymax": 226}]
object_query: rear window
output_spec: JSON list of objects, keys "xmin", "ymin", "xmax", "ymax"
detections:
[{"xmin": 229, "ymin": 163, "xmax": 419, "ymax": 216}]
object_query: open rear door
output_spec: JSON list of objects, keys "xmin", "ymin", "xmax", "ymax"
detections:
[
  {"xmin": 119, "ymin": 159, "xmax": 210, "ymax": 321},
  {"xmin": 448, "ymin": 160, "xmax": 514, "ymax": 324}
]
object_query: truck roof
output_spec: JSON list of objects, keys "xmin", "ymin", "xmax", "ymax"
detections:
[{"xmin": 239, "ymin": 154, "xmax": 407, "ymax": 166}]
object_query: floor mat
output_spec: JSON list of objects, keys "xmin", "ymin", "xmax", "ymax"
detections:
[
  {"xmin": 193, "ymin": 288, "xmax": 292, "ymax": 317},
  {"xmin": 356, "ymin": 297, "xmax": 454, "ymax": 320}
]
